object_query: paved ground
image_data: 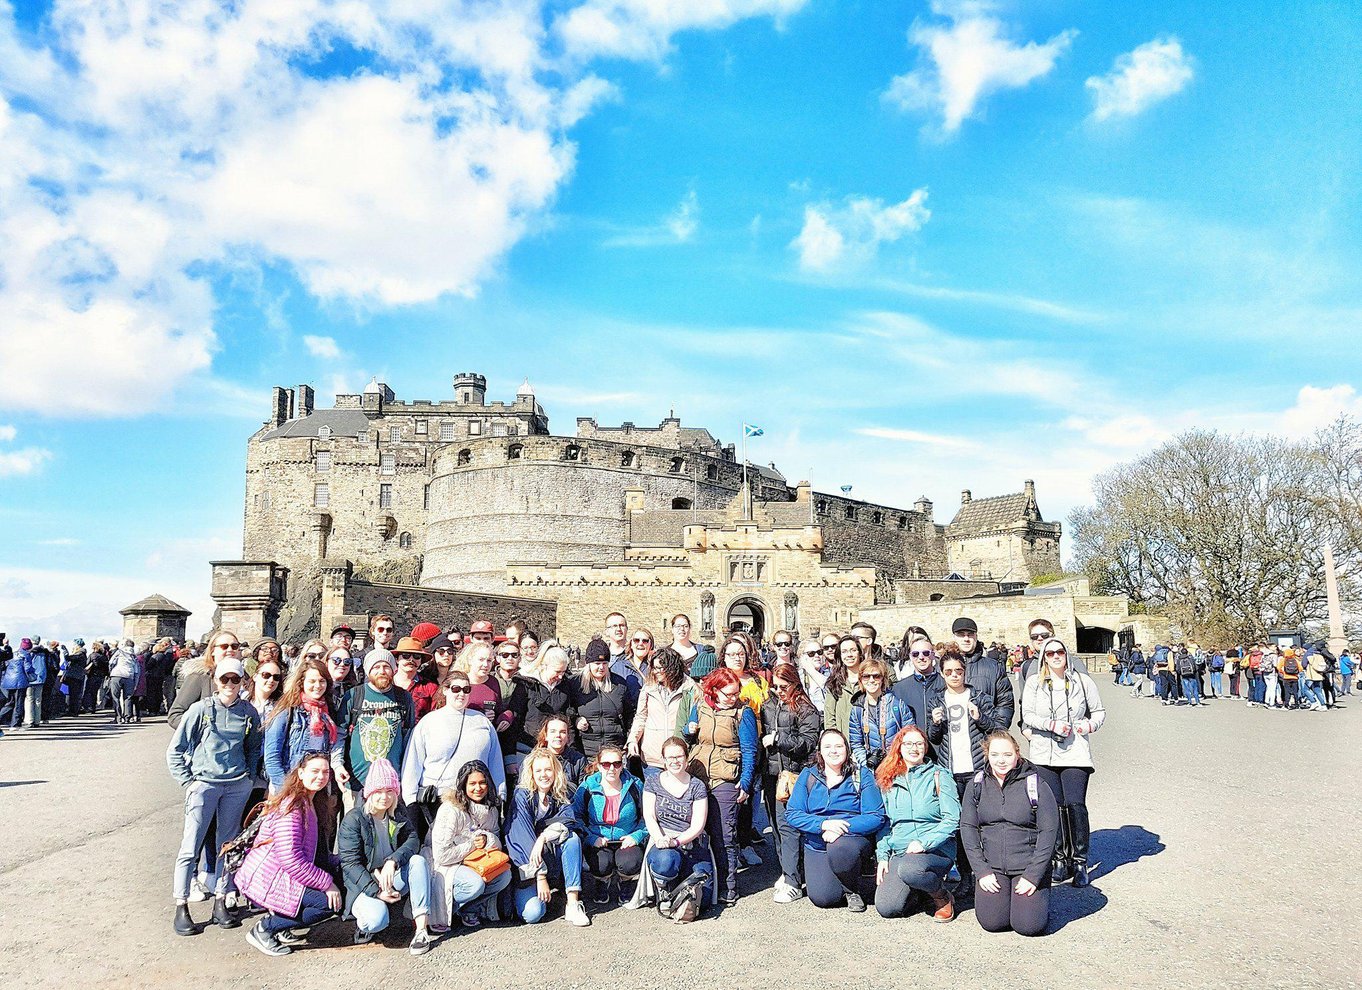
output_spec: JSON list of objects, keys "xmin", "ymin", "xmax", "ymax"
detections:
[{"xmin": 1, "ymin": 684, "xmax": 1358, "ymax": 990}]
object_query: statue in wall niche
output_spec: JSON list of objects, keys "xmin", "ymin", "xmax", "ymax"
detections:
[
  {"xmin": 700, "ymin": 592, "xmax": 715, "ymax": 636},
  {"xmin": 783, "ymin": 592, "xmax": 798, "ymax": 632}
]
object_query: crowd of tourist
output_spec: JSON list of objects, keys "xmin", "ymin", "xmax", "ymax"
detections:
[{"xmin": 85, "ymin": 609, "xmax": 1117, "ymax": 955}]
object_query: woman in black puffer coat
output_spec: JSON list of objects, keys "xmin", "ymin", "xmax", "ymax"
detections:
[
  {"xmin": 959, "ymin": 730, "xmax": 1059, "ymax": 937},
  {"xmin": 759, "ymin": 663, "xmax": 822, "ymax": 902},
  {"xmin": 569, "ymin": 639, "xmax": 634, "ymax": 760}
]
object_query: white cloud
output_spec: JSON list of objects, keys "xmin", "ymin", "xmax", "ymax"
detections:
[
  {"xmin": 791, "ymin": 190, "xmax": 930, "ymax": 271},
  {"xmin": 557, "ymin": 0, "xmax": 809, "ymax": 61},
  {"xmin": 855, "ymin": 427, "xmax": 979, "ymax": 450},
  {"xmin": 303, "ymin": 335, "xmax": 343, "ymax": 360},
  {"xmin": 603, "ymin": 188, "xmax": 701, "ymax": 247},
  {"xmin": 0, "ymin": 1, "xmax": 797, "ymax": 418},
  {"xmin": 1086, "ymin": 37, "xmax": 1193, "ymax": 122},
  {"xmin": 666, "ymin": 189, "xmax": 700, "ymax": 242},
  {"xmin": 0, "ymin": 425, "xmax": 15, "ymax": 441},
  {"xmin": 0, "ymin": 424, "xmax": 53, "ymax": 477},
  {"xmin": 883, "ymin": 1, "xmax": 1076, "ymax": 135}
]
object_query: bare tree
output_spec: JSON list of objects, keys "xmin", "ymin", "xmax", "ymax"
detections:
[{"xmin": 1070, "ymin": 420, "xmax": 1362, "ymax": 643}]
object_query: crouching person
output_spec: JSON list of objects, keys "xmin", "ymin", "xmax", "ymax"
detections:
[
  {"xmin": 506, "ymin": 748, "xmax": 591, "ymax": 926},
  {"xmin": 340, "ymin": 758, "xmax": 434, "ymax": 955},
  {"xmin": 237, "ymin": 751, "xmax": 344, "ymax": 956},
  {"xmin": 428, "ymin": 760, "xmax": 513, "ymax": 930}
]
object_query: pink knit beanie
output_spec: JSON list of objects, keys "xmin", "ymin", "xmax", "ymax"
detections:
[{"xmin": 362, "ymin": 757, "xmax": 401, "ymax": 799}]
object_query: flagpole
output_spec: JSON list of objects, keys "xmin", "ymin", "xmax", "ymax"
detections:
[{"xmin": 740, "ymin": 422, "xmax": 748, "ymax": 520}]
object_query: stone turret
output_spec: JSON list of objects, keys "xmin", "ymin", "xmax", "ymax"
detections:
[{"xmin": 453, "ymin": 373, "xmax": 487, "ymax": 406}]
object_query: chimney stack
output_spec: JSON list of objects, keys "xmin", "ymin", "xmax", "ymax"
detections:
[
  {"xmin": 297, "ymin": 384, "xmax": 315, "ymax": 418},
  {"xmin": 1024, "ymin": 479, "xmax": 1036, "ymax": 499},
  {"xmin": 961, "ymin": 489, "xmax": 972, "ymax": 504},
  {"xmin": 270, "ymin": 387, "xmax": 290, "ymax": 428}
]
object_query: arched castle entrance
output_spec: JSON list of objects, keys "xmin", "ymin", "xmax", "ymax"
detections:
[{"xmin": 726, "ymin": 597, "xmax": 767, "ymax": 641}]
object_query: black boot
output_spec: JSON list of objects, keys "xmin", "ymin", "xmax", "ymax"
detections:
[
  {"xmin": 174, "ymin": 903, "xmax": 198, "ymax": 936},
  {"xmin": 212, "ymin": 895, "xmax": 241, "ymax": 929},
  {"xmin": 1051, "ymin": 805, "xmax": 1073, "ymax": 884},
  {"xmin": 1069, "ymin": 804, "xmax": 1091, "ymax": 887}
]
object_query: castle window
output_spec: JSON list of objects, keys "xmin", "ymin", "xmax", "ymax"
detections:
[
  {"xmin": 621, "ymin": 450, "xmax": 636, "ymax": 468},
  {"xmin": 672, "ymin": 497, "xmax": 692, "ymax": 510},
  {"xmin": 319, "ymin": 425, "xmax": 332, "ymax": 439},
  {"xmin": 389, "ymin": 426, "xmax": 400, "ymax": 442},
  {"xmin": 816, "ymin": 500, "xmax": 828, "ymax": 515},
  {"xmin": 380, "ymin": 452, "xmax": 395, "ymax": 476},
  {"xmin": 439, "ymin": 421, "xmax": 456, "ymax": 441},
  {"xmin": 706, "ymin": 464, "xmax": 718, "ymax": 481},
  {"xmin": 399, "ymin": 531, "xmax": 412, "ymax": 549},
  {"xmin": 315, "ymin": 450, "xmax": 331, "ymax": 473},
  {"xmin": 415, "ymin": 419, "xmax": 428, "ymax": 435},
  {"xmin": 564, "ymin": 444, "xmax": 581, "ymax": 461},
  {"xmin": 669, "ymin": 457, "xmax": 685, "ymax": 473},
  {"xmin": 844, "ymin": 505, "xmax": 856, "ymax": 520},
  {"xmin": 262, "ymin": 493, "xmax": 271, "ymax": 510},
  {"xmin": 463, "ymin": 392, "xmax": 470, "ymax": 403},
  {"xmin": 507, "ymin": 424, "xmax": 520, "ymax": 436},
  {"xmin": 423, "ymin": 485, "xmax": 430, "ymax": 509},
  {"xmin": 873, "ymin": 511, "xmax": 884, "ymax": 525},
  {"xmin": 469, "ymin": 420, "xmax": 482, "ymax": 436},
  {"xmin": 897, "ymin": 515, "xmax": 907, "ymax": 530},
  {"xmin": 457, "ymin": 448, "xmax": 471, "ymax": 466},
  {"xmin": 379, "ymin": 483, "xmax": 393, "ymax": 509},
  {"xmin": 508, "ymin": 443, "xmax": 524, "ymax": 460},
  {"xmin": 253, "ymin": 494, "xmax": 260, "ymax": 509},
  {"xmin": 314, "ymin": 484, "xmax": 329, "ymax": 509}
]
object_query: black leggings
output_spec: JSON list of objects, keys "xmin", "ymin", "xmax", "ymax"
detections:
[
  {"xmin": 974, "ymin": 874, "xmax": 1050, "ymax": 936},
  {"xmin": 805, "ymin": 834, "xmax": 872, "ymax": 908},
  {"xmin": 585, "ymin": 842, "xmax": 644, "ymax": 880},
  {"xmin": 1032, "ymin": 765, "xmax": 1090, "ymax": 806}
]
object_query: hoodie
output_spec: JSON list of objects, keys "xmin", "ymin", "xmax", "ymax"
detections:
[
  {"xmin": 167, "ymin": 695, "xmax": 263, "ymax": 787},
  {"xmin": 959, "ymin": 757, "xmax": 1059, "ymax": 886}
]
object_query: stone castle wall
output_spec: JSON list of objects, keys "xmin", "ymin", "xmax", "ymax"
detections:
[{"xmin": 946, "ymin": 524, "xmax": 1062, "ymax": 582}]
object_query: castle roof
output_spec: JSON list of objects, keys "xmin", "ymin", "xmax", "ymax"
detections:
[
  {"xmin": 260, "ymin": 409, "xmax": 371, "ymax": 440},
  {"xmin": 948, "ymin": 491, "xmax": 1040, "ymax": 533},
  {"xmin": 120, "ymin": 594, "xmax": 190, "ymax": 616}
]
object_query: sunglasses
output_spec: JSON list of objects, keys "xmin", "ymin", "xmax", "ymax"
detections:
[
  {"xmin": 258, "ymin": 672, "xmax": 281, "ymax": 681},
  {"xmin": 330, "ymin": 657, "xmax": 353, "ymax": 667},
  {"xmin": 862, "ymin": 673, "xmax": 883, "ymax": 681},
  {"xmin": 435, "ymin": 646, "xmax": 455, "ymax": 653},
  {"xmin": 218, "ymin": 675, "xmax": 242, "ymax": 685},
  {"xmin": 631, "ymin": 637, "xmax": 652, "ymax": 644},
  {"xmin": 802, "ymin": 649, "xmax": 821, "ymax": 657},
  {"xmin": 909, "ymin": 650, "xmax": 933, "ymax": 658},
  {"xmin": 822, "ymin": 645, "xmax": 837, "ymax": 651},
  {"xmin": 598, "ymin": 760, "xmax": 623, "ymax": 769},
  {"xmin": 497, "ymin": 651, "xmax": 519, "ymax": 659},
  {"xmin": 303, "ymin": 651, "xmax": 324, "ymax": 659},
  {"xmin": 774, "ymin": 641, "xmax": 792, "ymax": 648},
  {"xmin": 1030, "ymin": 632, "xmax": 1053, "ymax": 641},
  {"xmin": 445, "ymin": 684, "xmax": 472, "ymax": 694},
  {"xmin": 1044, "ymin": 649, "xmax": 1067, "ymax": 658},
  {"xmin": 214, "ymin": 643, "xmax": 241, "ymax": 651}
]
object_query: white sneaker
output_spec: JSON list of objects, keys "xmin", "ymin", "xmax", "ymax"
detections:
[
  {"xmin": 741, "ymin": 846, "xmax": 764, "ymax": 867},
  {"xmin": 773, "ymin": 879, "xmax": 804, "ymax": 904},
  {"xmin": 566, "ymin": 901, "xmax": 591, "ymax": 927},
  {"xmin": 188, "ymin": 878, "xmax": 212, "ymax": 903}
]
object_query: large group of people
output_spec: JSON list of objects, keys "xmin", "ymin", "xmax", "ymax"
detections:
[{"xmin": 125, "ymin": 607, "xmax": 1123, "ymax": 956}]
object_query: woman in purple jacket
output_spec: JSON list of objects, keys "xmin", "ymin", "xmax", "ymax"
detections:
[{"xmin": 238, "ymin": 751, "xmax": 343, "ymax": 956}]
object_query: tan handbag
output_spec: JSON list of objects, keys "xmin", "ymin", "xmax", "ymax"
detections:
[{"xmin": 776, "ymin": 770, "xmax": 800, "ymax": 803}]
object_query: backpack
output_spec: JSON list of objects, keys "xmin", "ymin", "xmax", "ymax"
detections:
[
  {"xmin": 971, "ymin": 770, "xmax": 1038, "ymax": 812},
  {"xmin": 1283, "ymin": 657, "xmax": 1300, "ymax": 676},
  {"xmin": 1211, "ymin": 655, "xmax": 1225, "ymax": 671},
  {"xmin": 1177, "ymin": 655, "xmax": 1195, "ymax": 678},
  {"xmin": 662, "ymin": 868, "xmax": 709, "ymax": 924},
  {"xmin": 219, "ymin": 802, "xmax": 269, "ymax": 877}
]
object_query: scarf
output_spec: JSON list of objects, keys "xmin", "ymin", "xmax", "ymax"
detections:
[{"xmin": 301, "ymin": 695, "xmax": 338, "ymax": 746}]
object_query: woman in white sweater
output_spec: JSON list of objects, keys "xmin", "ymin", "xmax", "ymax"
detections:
[
  {"xmin": 426, "ymin": 759, "xmax": 512, "ymax": 930},
  {"xmin": 1021, "ymin": 638, "xmax": 1105, "ymax": 888},
  {"xmin": 401, "ymin": 670, "xmax": 506, "ymax": 840}
]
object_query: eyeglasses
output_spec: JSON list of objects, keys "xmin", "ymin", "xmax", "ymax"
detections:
[
  {"xmin": 1030, "ymin": 632, "xmax": 1052, "ymax": 641},
  {"xmin": 598, "ymin": 760, "xmax": 623, "ymax": 769},
  {"xmin": 303, "ymin": 651, "xmax": 324, "ymax": 659},
  {"xmin": 606, "ymin": 622, "xmax": 627, "ymax": 629},
  {"xmin": 1044, "ymin": 648, "xmax": 1067, "ymax": 658},
  {"xmin": 901, "ymin": 741, "xmax": 926, "ymax": 750},
  {"xmin": 218, "ymin": 675, "xmax": 242, "ymax": 685},
  {"xmin": 717, "ymin": 691, "xmax": 740, "ymax": 703},
  {"xmin": 909, "ymin": 650, "xmax": 933, "ymax": 658},
  {"xmin": 445, "ymin": 684, "xmax": 472, "ymax": 694}
]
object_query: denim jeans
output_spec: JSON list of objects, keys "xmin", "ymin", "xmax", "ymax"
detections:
[
  {"xmin": 173, "ymin": 777, "xmax": 252, "ymax": 900},
  {"xmin": 516, "ymin": 834, "xmax": 584, "ymax": 924},
  {"xmin": 874, "ymin": 848, "xmax": 953, "ymax": 918},
  {"xmin": 647, "ymin": 844, "xmax": 714, "ymax": 891},
  {"xmin": 24, "ymin": 686, "xmax": 43, "ymax": 725},
  {"xmin": 1303, "ymin": 681, "xmax": 1327, "ymax": 708},
  {"xmin": 2, "ymin": 687, "xmax": 24, "ymax": 728},
  {"xmin": 1181, "ymin": 677, "xmax": 1200, "ymax": 703},
  {"xmin": 1210, "ymin": 671, "xmax": 1223, "ymax": 695},
  {"xmin": 111, "ymin": 676, "xmax": 137, "ymax": 720},
  {"xmin": 706, "ymin": 782, "xmax": 743, "ymax": 899},
  {"xmin": 352, "ymin": 854, "xmax": 432, "ymax": 933},
  {"xmin": 261, "ymin": 885, "xmax": 335, "ymax": 934},
  {"xmin": 1251, "ymin": 676, "xmax": 1265, "ymax": 704}
]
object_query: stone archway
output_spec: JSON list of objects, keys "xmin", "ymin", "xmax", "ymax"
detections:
[{"xmin": 726, "ymin": 596, "xmax": 767, "ymax": 642}]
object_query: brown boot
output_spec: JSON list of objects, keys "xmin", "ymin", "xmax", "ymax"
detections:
[{"xmin": 930, "ymin": 889, "xmax": 955, "ymax": 923}]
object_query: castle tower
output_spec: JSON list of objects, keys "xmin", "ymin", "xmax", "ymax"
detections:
[{"xmin": 453, "ymin": 373, "xmax": 487, "ymax": 406}]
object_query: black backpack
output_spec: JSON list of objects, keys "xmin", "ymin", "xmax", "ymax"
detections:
[{"xmin": 1177, "ymin": 654, "xmax": 1195, "ymax": 678}]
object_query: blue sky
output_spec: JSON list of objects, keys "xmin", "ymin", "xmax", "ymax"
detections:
[{"xmin": 2, "ymin": 0, "xmax": 1361, "ymax": 638}]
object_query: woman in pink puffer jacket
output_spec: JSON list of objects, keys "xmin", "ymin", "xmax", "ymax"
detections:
[{"xmin": 237, "ymin": 751, "xmax": 342, "ymax": 956}]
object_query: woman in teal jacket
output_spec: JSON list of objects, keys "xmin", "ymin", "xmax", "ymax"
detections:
[
  {"xmin": 873, "ymin": 724, "xmax": 961, "ymax": 923},
  {"xmin": 572, "ymin": 744, "xmax": 647, "ymax": 903},
  {"xmin": 784, "ymin": 728, "xmax": 886, "ymax": 912}
]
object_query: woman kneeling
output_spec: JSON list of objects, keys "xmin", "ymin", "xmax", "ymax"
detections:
[
  {"xmin": 641, "ymin": 737, "xmax": 713, "ymax": 905},
  {"xmin": 960, "ymin": 731, "xmax": 1058, "ymax": 936},
  {"xmin": 573, "ymin": 744, "xmax": 647, "ymax": 904},
  {"xmin": 428, "ymin": 760, "xmax": 513, "ymax": 930},
  {"xmin": 339, "ymin": 758, "xmax": 434, "ymax": 955},
  {"xmin": 784, "ymin": 729, "xmax": 886, "ymax": 912},
  {"xmin": 873, "ymin": 726, "xmax": 961, "ymax": 922}
]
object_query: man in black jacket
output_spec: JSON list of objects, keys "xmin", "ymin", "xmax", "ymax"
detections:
[{"xmin": 951, "ymin": 617, "xmax": 1014, "ymax": 729}]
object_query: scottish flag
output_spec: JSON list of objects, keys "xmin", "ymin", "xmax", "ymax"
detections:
[{"xmin": 743, "ymin": 423, "xmax": 763, "ymax": 438}]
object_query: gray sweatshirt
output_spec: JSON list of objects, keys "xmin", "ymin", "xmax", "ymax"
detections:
[{"xmin": 166, "ymin": 696, "xmax": 262, "ymax": 787}]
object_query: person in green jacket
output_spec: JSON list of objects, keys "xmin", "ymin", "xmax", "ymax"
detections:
[
  {"xmin": 872, "ymin": 724, "xmax": 961, "ymax": 923},
  {"xmin": 822, "ymin": 636, "xmax": 864, "ymax": 736}
]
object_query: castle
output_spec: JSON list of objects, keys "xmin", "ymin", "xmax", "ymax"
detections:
[{"xmin": 221, "ymin": 374, "xmax": 1071, "ymax": 646}]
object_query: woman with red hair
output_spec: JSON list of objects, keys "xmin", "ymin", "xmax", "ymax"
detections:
[
  {"xmin": 873, "ymin": 725, "xmax": 961, "ymax": 922},
  {"xmin": 685, "ymin": 667, "xmax": 757, "ymax": 906}
]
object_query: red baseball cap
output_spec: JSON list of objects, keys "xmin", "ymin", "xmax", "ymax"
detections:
[{"xmin": 470, "ymin": 620, "xmax": 495, "ymax": 635}]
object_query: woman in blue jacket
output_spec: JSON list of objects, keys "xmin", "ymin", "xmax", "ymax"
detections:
[
  {"xmin": 848, "ymin": 657, "xmax": 912, "ymax": 770},
  {"xmin": 784, "ymin": 728, "xmax": 886, "ymax": 912},
  {"xmin": 572, "ymin": 744, "xmax": 648, "ymax": 904},
  {"xmin": 505, "ymin": 748, "xmax": 590, "ymax": 927},
  {"xmin": 873, "ymin": 724, "xmax": 962, "ymax": 922}
]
